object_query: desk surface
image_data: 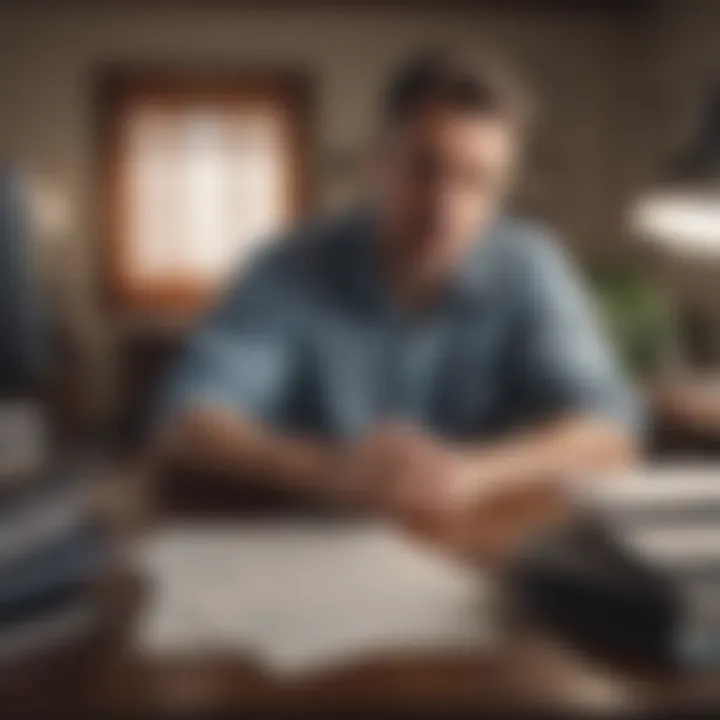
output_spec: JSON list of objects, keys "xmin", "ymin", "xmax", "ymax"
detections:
[{"xmin": 1, "ymin": 467, "xmax": 718, "ymax": 715}]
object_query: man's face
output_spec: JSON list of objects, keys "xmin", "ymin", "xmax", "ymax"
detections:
[{"xmin": 374, "ymin": 102, "xmax": 518, "ymax": 281}]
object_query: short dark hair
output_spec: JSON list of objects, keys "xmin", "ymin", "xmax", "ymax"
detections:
[{"xmin": 382, "ymin": 49, "xmax": 531, "ymax": 134}]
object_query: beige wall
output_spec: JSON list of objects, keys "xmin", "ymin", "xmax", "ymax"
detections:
[{"xmin": 0, "ymin": 3, "xmax": 688, "ymax": 420}]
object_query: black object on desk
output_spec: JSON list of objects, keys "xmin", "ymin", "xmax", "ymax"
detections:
[{"xmin": 510, "ymin": 519, "xmax": 680, "ymax": 666}]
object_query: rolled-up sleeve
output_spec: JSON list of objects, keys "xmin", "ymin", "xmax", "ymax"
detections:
[
  {"xmin": 157, "ymin": 250, "xmax": 299, "ymax": 429},
  {"xmin": 511, "ymin": 236, "xmax": 643, "ymax": 437}
]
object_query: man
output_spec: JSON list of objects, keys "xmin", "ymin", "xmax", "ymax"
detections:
[{"xmin": 156, "ymin": 51, "xmax": 641, "ymax": 521}]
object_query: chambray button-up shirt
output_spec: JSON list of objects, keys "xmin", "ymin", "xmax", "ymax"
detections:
[{"xmin": 160, "ymin": 210, "xmax": 640, "ymax": 441}]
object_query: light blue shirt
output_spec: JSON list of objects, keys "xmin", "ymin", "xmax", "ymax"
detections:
[{"xmin": 160, "ymin": 210, "xmax": 641, "ymax": 441}]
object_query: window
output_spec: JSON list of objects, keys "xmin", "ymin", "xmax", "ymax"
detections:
[{"xmin": 100, "ymin": 73, "xmax": 310, "ymax": 313}]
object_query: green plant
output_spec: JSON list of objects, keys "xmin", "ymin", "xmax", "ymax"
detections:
[{"xmin": 590, "ymin": 268, "xmax": 678, "ymax": 378}]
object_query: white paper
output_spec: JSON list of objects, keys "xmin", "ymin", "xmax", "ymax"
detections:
[
  {"xmin": 133, "ymin": 521, "xmax": 492, "ymax": 674},
  {"xmin": 568, "ymin": 463, "xmax": 720, "ymax": 571},
  {"xmin": 571, "ymin": 464, "xmax": 720, "ymax": 508}
]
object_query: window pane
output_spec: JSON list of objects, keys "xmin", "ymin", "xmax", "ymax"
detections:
[{"xmin": 120, "ymin": 98, "xmax": 292, "ymax": 296}]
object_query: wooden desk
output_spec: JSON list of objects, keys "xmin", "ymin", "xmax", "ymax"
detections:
[{"xmin": 1, "ymin": 468, "xmax": 718, "ymax": 715}]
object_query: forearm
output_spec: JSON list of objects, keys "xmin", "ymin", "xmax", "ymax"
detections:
[
  {"xmin": 155, "ymin": 407, "xmax": 340, "ymax": 497},
  {"xmin": 461, "ymin": 415, "xmax": 639, "ymax": 496}
]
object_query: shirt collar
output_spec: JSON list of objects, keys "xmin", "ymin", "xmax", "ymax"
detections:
[
  {"xmin": 449, "ymin": 220, "xmax": 501, "ymax": 307},
  {"xmin": 342, "ymin": 206, "xmax": 501, "ymax": 315}
]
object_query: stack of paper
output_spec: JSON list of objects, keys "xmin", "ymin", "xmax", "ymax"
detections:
[
  {"xmin": 569, "ymin": 464, "xmax": 720, "ymax": 666},
  {"xmin": 133, "ymin": 521, "xmax": 492, "ymax": 674},
  {"xmin": 569, "ymin": 464, "xmax": 720, "ymax": 567},
  {"xmin": 0, "ymin": 468, "xmax": 104, "ymax": 664}
]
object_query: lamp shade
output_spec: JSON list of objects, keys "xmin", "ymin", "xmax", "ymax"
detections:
[{"xmin": 631, "ymin": 85, "xmax": 720, "ymax": 255}]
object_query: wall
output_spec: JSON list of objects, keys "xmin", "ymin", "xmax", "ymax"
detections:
[{"xmin": 0, "ymin": 3, "xmax": 648, "ymax": 423}]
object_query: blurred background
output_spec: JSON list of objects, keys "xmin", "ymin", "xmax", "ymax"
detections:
[
  {"xmin": 5, "ymin": 1, "xmax": 720, "ymax": 713},
  {"xmin": 0, "ymin": 0, "xmax": 719, "ymax": 451}
]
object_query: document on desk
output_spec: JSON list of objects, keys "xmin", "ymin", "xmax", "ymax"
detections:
[{"xmin": 133, "ymin": 521, "xmax": 492, "ymax": 674}]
